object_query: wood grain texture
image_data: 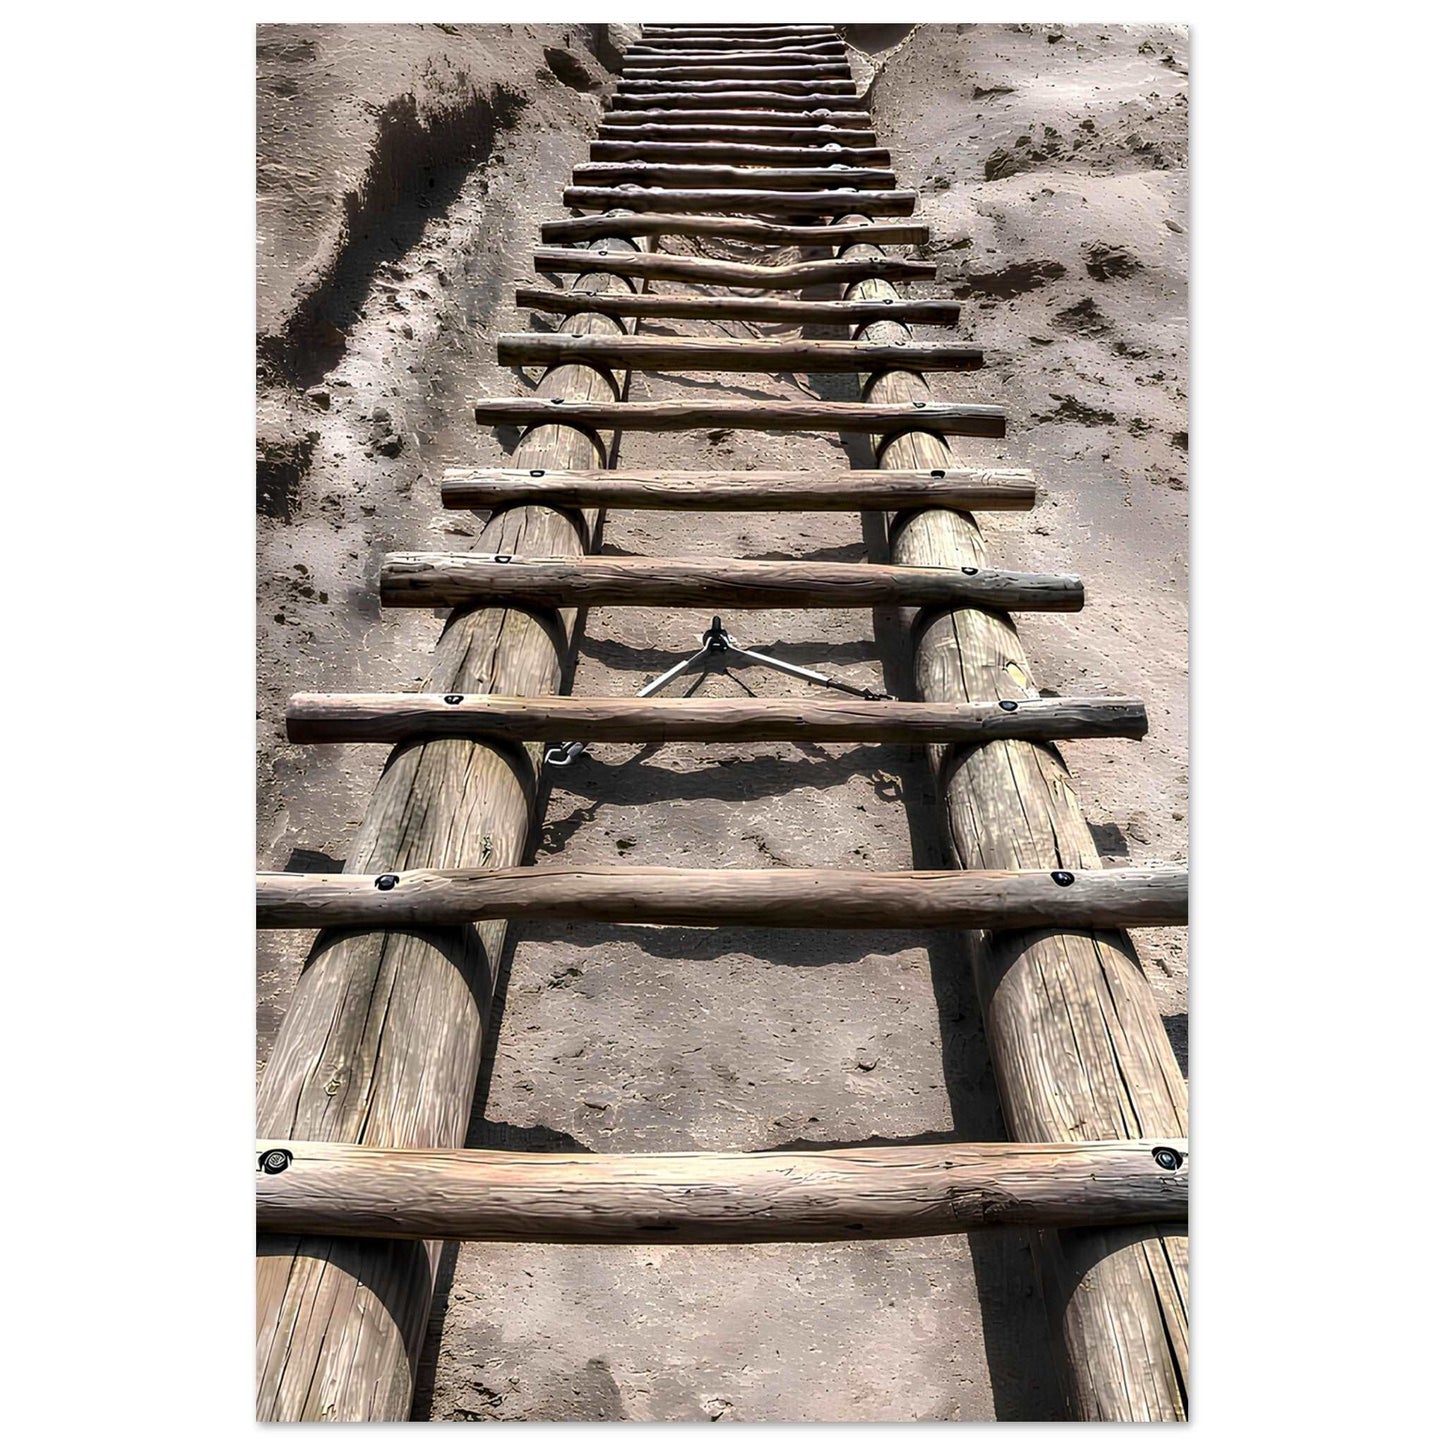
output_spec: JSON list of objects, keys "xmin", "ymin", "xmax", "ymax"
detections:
[
  {"xmin": 499, "ymin": 332, "xmax": 976, "ymax": 374},
  {"xmin": 438, "ymin": 466, "xmax": 1033, "ymax": 512},
  {"xmin": 630, "ymin": 39, "xmax": 846, "ymax": 54},
  {"xmin": 627, "ymin": 45, "xmax": 847, "ymax": 61},
  {"xmin": 616, "ymin": 78, "xmax": 858, "ymax": 96},
  {"xmin": 623, "ymin": 64, "xmax": 854, "ymax": 81},
  {"xmin": 285, "ymin": 693, "xmax": 1143, "ymax": 746},
  {"xmin": 540, "ymin": 214, "xmax": 921, "ymax": 245},
  {"xmin": 255, "ymin": 236, "xmax": 649, "ymax": 1422},
  {"xmin": 601, "ymin": 108, "xmax": 873, "ymax": 129},
  {"xmin": 379, "ymin": 553, "xmax": 1081, "ymax": 611},
  {"xmin": 258, "ymin": 864, "xmax": 1187, "ymax": 931},
  {"xmin": 838, "ymin": 214, "xmax": 1191, "ymax": 1420},
  {"xmin": 590, "ymin": 139, "xmax": 890, "ymax": 165},
  {"xmin": 573, "ymin": 161, "xmax": 896, "ymax": 190},
  {"xmin": 601, "ymin": 114, "xmax": 875, "ymax": 135},
  {"xmin": 562, "ymin": 185, "xmax": 913, "ymax": 216},
  {"xmin": 531, "ymin": 246, "xmax": 927, "ymax": 289},
  {"xmin": 643, "ymin": 24, "xmax": 839, "ymax": 38},
  {"xmin": 256, "ymin": 1138, "xmax": 1188, "ymax": 1243},
  {"xmin": 473, "ymin": 397, "xmax": 1001, "ymax": 436},
  {"xmin": 609, "ymin": 93, "xmax": 869, "ymax": 113},
  {"xmin": 516, "ymin": 286, "xmax": 957, "ymax": 326}
]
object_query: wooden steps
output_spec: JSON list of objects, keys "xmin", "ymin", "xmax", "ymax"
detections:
[
  {"xmin": 258, "ymin": 25, "xmax": 1192, "ymax": 1423},
  {"xmin": 530, "ymin": 246, "xmax": 929, "ymax": 289},
  {"xmin": 498, "ymin": 333, "xmax": 981, "ymax": 375},
  {"xmin": 437, "ymin": 466, "xmax": 1035, "ymax": 512},
  {"xmin": 609, "ymin": 93, "xmax": 870, "ymax": 113},
  {"xmin": 600, "ymin": 116, "xmax": 877, "ymax": 137},
  {"xmin": 259, "ymin": 863, "xmax": 1183, "ymax": 931},
  {"xmin": 590, "ymin": 139, "xmax": 892, "ymax": 165},
  {"xmin": 516, "ymin": 286, "xmax": 959, "ymax": 326},
  {"xmin": 286, "ymin": 693, "xmax": 1141, "ymax": 746},
  {"xmin": 571, "ymin": 162, "xmax": 897, "ymax": 190},
  {"xmin": 256, "ymin": 1137, "xmax": 1188, "ymax": 1244},
  {"xmin": 562, "ymin": 186, "xmax": 914, "ymax": 215},
  {"xmin": 539, "ymin": 214, "xmax": 926, "ymax": 246},
  {"xmin": 623, "ymin": 64, "xmax": 855, "ymax": 81},
  {"xmin": 378, "ymin": 554, "xmax": 1081, "ymax": 611},
  {"xmin": 473, "ymin": 398, "xmax": 1004, "ymax": 438},
  {"xmin": 616, "ymin": 78, "xmax": 859, "ymax": 96}
]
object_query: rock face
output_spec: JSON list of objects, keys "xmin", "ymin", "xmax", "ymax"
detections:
[{"xmin": 256, "ymin": 22, "xmax": 1188, "ymax": 1423}]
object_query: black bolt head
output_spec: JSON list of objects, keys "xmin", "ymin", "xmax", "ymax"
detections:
[
  {"xmin": 375, "ymin": 874, "xmax": 400, "ymax": 891},
  {"xmin": 999, "ymin": 699, "xmax": 1019, "ymax": 712},
  {"xmin": 443, "ymin": 694, "xmax": 464, "ymax": 705},
  {"xmin": 1050, "ymin": 870, "xmax": 1075, "ymax": 887},
  {"xmin": 961, "ymin": 566, "xmax": 978, "ymax": 576},
  {"xmin": 530, "ymin": 468, "xmax": 545, "ymax": 477},
  {"xmin": 1152, "ymin": 1146, "xmax": 1184, "ymax": 1172},
  {"xmin": 931, "ymin": 469, "xmax": 945, "ymax": 478},
  {"xmin": 260, "ymin": 1149, "xmax": 292, "ymax": 1175}
]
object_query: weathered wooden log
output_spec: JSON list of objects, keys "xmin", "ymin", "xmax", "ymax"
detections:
[
  {"xmin": 839, "ymin": 214, "xmax": 1190, "ymax": 1420},
  {"xmin": 530, "ymin": 247, "xmax": 929, "ymax": 290},
  {"xmin": 601, "ymin": 109, "xmax": 873, "ymax": 130},
  {"xmin": 627, "ymin": 46, "xmax": 847, "ymax": 62},
  {"xmin": 379, "ymin": 554, "xmax": 1080, "ymax": 612},
  {"xmin": 255, "ymin": 232, "xmax": 651, "ymax": 1421},
  {"xmin": 516, "ymin": 286, "xmax": 957, "ymax": 326},
  {"xmin": 564, "ymin": 185, "xmax": 912, "ymax": 216},
  {"xmin": 438, "ymin": 466, "xmax": 1034, "ymax": 513},
  {"xmin": 644, "ymin": 25, "xmax": 839, "ymax": 39},
  {"xmin": 573, "ymin": 162, "xmax": 896, "ymax": 190},
  {"xmin": 609, "ymin": 92, "xmax": 868, "ymax": 113},
  {"xmin": 630, "ymin": 38, "xmax": 846, "ymax": 54},
  {"xmin": 258, "ymin": 1137, "xmax": 1187, "ymax": 1244},
  {"xmin": 591, "ymin": 139, "xmax": 890, "ymax": 165},
  {"xmin": 612, "ymin": 80, "xmax": 855, "ymax": 98},
  {"xmin": 632, "ymin": 36, "xmax": 843, "ymax": 53},
  {"xmin": 623, "ymin": 64, "xmax": 854, "ymax": 82},
  {"xmin": 258, "ymin": 863, "xmax": 1186, "ymax": 932},
  {"xmin": 286, "ymin": 693, "xmax": 1142, "ymax": 747},
  {"xmin": 499, "ymin": 333, "xmax": 979, "ymax": 375},
  {"xmin": 473, "ymin": 397, "xmax": 1002, "ymax": 437},
  {"xmin": 541, "ymin": 214, "xmax": 923, "ymax": 246}
]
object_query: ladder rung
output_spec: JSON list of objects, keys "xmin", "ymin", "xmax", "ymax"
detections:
[
  {"xmin": 438, "ymin": 466, "xmax": 1033, "ymax": 512},
  {"xmin": 515, "ymin": 286, "xmax": 958, "ymax": 326},
  {"xmin": 499, "ymin": 333, "xmax": 979, "ymax": 375},
  {"xmin": 601, "ymin": 109, "xmax": 873, "ymax": 129},
  {"xmin": 255, "ymin": 1136, "xmax": 1189, "ymax": 1244},
  {"xmin": 623, "ymin": 64, "xmax": 854, "ymax": 82},
  {"xmin": 285, "ymin": 694, "xmax": 1144, "ymax": 747},
  {"xmin": 531, "ymin": 246, "xmax": 929, "ymax": 291},
  {"xmin": 572, "ymin": 162, "xmax": 896, "ymax": 190},
  {"xmin": 631, "ymin": 38, "xmax": 846, "ymax": 53},
  {"xmin": 590, "ymin": 139, "xmax": 890, "ymax": 165},
  {"xmin": 472, "ymin": 397, "xmax": 1003, "ymax": 438},
  {"xmin": 616, "ymin": 78, "xmax": 859, "ymax": 95},
  {"xmin": 378, "ymin": 554, "xmax": 1081, "ymax": 611},
  {"xmin": 627, "ymin": 48, "xmax": 847, "ymax": 63},
  {"xmin": 609, "ymin": 93, "xmax": 869, "ymax": 113},
  {"xmin": 539, "ymin": 214, "xmax": 923, "ymax": 246},
  {"xmin": 563, "ymin": 185, "xmax": 913, "ymax": 216}
]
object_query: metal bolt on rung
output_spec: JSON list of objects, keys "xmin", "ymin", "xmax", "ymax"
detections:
[
  {"xmin": 1050, "ymin": 870, "xmax": 1075, "ymax": 887},
  {"xmin": 530, "ymin": 468, "xmax": 546, "ymax": 477},
  {"xmin": 375, "ymin": 874, "xmax": 400, "ymax": 890},
  {"xmin": 1152, "ymin": 1146, "xmax": 1184, "ymax": 1172},
  {"xmin": 259, "ymin": 1149, "xmax": 293, "ymax": 1175},
  {"xmin": 961, "ymin": 566, "xmax": 978, "ymax": 576},
  {"xmin": 443, "ymin": 694, "xmax": 464, "ymax": 705},
  {"xmin": 999, "ymin": 699, "xmax": 1019, "ymax": 712},
  {"xmin": 930, "ymin": 468, "xmax": 945, "ymax": 478}
]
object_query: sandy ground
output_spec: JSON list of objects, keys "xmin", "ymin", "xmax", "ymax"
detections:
[{"xmin": 256, "ymin": 22, "xmax": 1187, "ymax": 1422}]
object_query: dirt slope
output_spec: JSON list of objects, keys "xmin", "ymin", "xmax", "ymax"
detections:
[{"xmin": 256, "ymin": 22, "xmax": 1187, "ymax": 1423}]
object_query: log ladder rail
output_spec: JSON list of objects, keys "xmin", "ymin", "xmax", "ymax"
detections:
[{"xmin": 256, "ymin": 23, "xmax": 1189, "ymax": 1424}]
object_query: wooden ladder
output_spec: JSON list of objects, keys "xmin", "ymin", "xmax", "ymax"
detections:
[{"xmin": 256, "ymin": 22, "xmax": 1189, "ymax": 1424}]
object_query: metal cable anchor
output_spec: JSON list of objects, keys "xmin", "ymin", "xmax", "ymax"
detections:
[{"xmin": 544, "ymin": 616, "xmax": 894, "ymax": 768}]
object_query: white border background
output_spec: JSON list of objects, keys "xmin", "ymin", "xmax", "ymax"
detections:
[{"xmin": 4, "ymin": 1, "xmax": 1434, "ymax": 1435}]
